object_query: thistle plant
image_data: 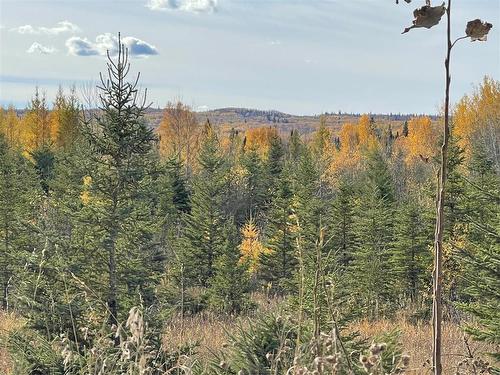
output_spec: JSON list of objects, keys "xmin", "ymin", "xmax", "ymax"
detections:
[{"xmin": 396, "ymin": 1, "xmax": 493, "ymax": 374}]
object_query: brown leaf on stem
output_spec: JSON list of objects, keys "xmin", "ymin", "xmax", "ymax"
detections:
[
  {"xmin": 402, "ymin": 2, "xmax": 446, "ymax": 34},
  {"xmin": 465, "ymin": 19, "xmax": 493, "ymax": 41}
]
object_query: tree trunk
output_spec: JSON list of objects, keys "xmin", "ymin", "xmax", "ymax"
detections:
[{"xmin": 107, "ymin": 222, "xmax": 119, "ymax": 328}]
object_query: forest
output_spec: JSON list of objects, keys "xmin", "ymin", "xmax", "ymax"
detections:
[{"xmin": 0, "ymin": 3, "xmax": 499, "ymax": 375}]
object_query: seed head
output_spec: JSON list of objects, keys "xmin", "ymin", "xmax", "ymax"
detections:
[{"xmin": 401, "ymin": 354, "xmax": 410, "ymax": 368}]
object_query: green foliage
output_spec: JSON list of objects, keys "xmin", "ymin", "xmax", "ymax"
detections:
[
  {"xmin": 240, "ymin": 147, "xmax": 267, "ymax": 219},
  {"xmin": 1, "ymin": 327, "xmax": 64, "ymax": 375},
  {"xmin": 330, "ymin": 178, "xmax": 357, "ymax": 270},
  {"xmin": 182, "ymin": 123, "xmax": 228, "ymax": 288},
  {"xmin": 0, "ymin": 135, "xmax": 41, "ymax": 310},
  {"xmin": 207, "ymin": 312, "xmax": 298, "ymax": 375},
  {"xmin": 459, "ymin": 145, "xmax": 500, "ymax": 364},
  {"xmin": 208, "ymin": 223, "xmax": 251, "ymax": 314},
  {"xmin": 350, "ymin": 150, "xmax": 396, "ymax": 319},
  {"xmin": 393, "ymin": 199, "xmax": 433, "ymax": 303},
  {"xmin": 259, "ymin": 168, "xmax": 297, "ymax": 295}
]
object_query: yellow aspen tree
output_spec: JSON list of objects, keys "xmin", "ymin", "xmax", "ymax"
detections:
[
  {"xmin": 453, "ymin": 77, "xmax": 500, "ymax": 167},
  {"xmin": 157, "ymin": 101, "xmax": 200, "ymax": 173},
  {"xmin": 357, "ymin": 114, "xmax": 377, "ymax": 150},
  {"xmin": 404, "ymin": 116, "xmax": 438, "ymax": 165},
  {"xmin": 244, "ymin": 126, "xmax": 279, "ymax": 158}
]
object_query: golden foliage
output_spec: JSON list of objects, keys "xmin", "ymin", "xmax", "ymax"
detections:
[
  {"xmin": 80, "ymin": 175, "xmax": 92, "ymax": 205},
  {"xmin": 23, "ymin": 89, "xmax": 52, "ymax": 151},
  {"xmin": 244, "ymin": 127, "xmax": 279, "ymax": 158},
  {"xmin": 401, "ymin": 116, "xmax": 438, "ymax": 165},
  {"xmin": 239, "ymin": 219, "xmax": 269, "ymax": 273},
  {"xmin": 0, "ymin": 106, "xmax": 22, "ymax": 148},
  {"xmin": 453, "ymin": 77, "xmax": 500, "ymax": 165},
  {"xmin": 328, "ymin": 115, "xmax": 378, "ymax": 177},
  {"xmin": 157, "ymin": 101, "xmax": 200, "ymax": 167}
]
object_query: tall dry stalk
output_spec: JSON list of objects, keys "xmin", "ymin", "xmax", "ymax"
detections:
[
  {"xmin": 398, "ymin": 1, "xmax": 493, "ymax": 373},
  {"xmin": 432, "ymin": 3, "xmax": 452, "ymax": 373}
]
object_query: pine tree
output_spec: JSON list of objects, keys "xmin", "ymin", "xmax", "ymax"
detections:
[
  {"xmin": 459, "ymin": 144, "xmax": 500, "ymax": 362},
  {"xmin": 208, "ymin": 222, "xmax": 250, "ymax": 313},
  {"xmin": 182, "ymin": 121, "xmax": 228, "ymax": 288},
  {"xmin": 265, "ymin": 132, "xmax": 285, "ymax": 197},
  {"xmin": 79, "ymin": 36, "xmax": 157, "ymax": 325},
  {"xmin": 240, "ymin": 146, "xmax": 267, "ymax": 219},
  {"xmin": 0, "ymin": 135, "xmax": 40, "ymax": 310},
  {"xmin": 259, "ymin": 168, "xmax": 297, "ymax": 295},
  {"xmin": 402, "ymin": 120, "xmax": 409, "ymax": 137},
  {"xmin": 350, "ymin": 149, "xmax": 396, "ymax": 318},
  {"xmin": 393, "ymin": 199, "xmax": 433, "ymax": 304},
  {"xmin": 166, "ymin": 156, "xmax": 190, "ymax": 215},
  {"xmin": 330, "ymin": 177, "xmax": 357, "ymax": 270},
  {"xmin": 288, "ymin": 129, "xmax": 303, "ymax": 162}
]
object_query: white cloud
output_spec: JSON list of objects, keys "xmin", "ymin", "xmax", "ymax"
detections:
[
  {"xmin": 26, "ymin": 42, "xmax": 57, "ymax": 54},
  {"xmin": 147, "ymin": 0, "xmax": 217, "ymax": 13},
  {"xmin": 268, "ymin": 40, "xmax": 282, "ymax": 46},
  {"xmin": 11, "ymin": 20, "xmax": 80, "ymax": 35},
  {"xmin": 66, "ymin": 33, "xmax": 158, "ymax": 58}
]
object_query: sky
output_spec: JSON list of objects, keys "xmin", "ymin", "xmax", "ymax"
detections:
[{"xmin": 0, "ymin": 0, "xmax": 498, "ymax": 115}]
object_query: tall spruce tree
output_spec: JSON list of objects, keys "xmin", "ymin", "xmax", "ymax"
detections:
[
  {"xmin": 330, "ymin": 177, "xmax": 357, "ymax": 270},
  {"xmin": 240, "ymin": 146, "xmax": 267, "ymax": 220},
  {"xmin": 0, "ymin": 135, "xmax": 40, "ymax": 310},
  {"xmin": 259, "ymin": 167, "xmax": 297, "ymax": 295},
  {"xmin": 393, "ymin": 198, "xmax": 433, "ymax": 304},
  {"xmin": 182, "ymin": 121, "xmax": 228, "ymax": 288},
  {"xmin": 459, "ymin": 144, "xmax": 500, "ymax": 362},
  {"xmin": 80, "ymin": 36, "xmax": 157, "ymax": 325},
  {"xmin": 208, "ymin": 221, "xmax": 250, "ymax": 313},
  {"xmin": 351, "ymin": 149, "xmax": 396, "ymax": 318}
]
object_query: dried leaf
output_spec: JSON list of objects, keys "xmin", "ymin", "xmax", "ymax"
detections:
[
  {"xmin": 465, "ymin": 19, "xmax": 493, "ymax": 41},
  {"xmin": 402, "ymin": 2, "xmax": 446, "ymax": 34}
]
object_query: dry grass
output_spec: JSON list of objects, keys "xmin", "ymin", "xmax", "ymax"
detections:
[
  {"xmin": 162, "ymin": 293, "xmax": 282, "ymax": 359},
  {"xmin": 163, "ymin": 311, "xmax": 239, "ymax": 359},
  {"xmin": 352, "ymin": 318, "xmax": 497, "ymax": 375},
  {"xmin": 0, "ymin": 311, "xmax": 24, "ymax": 375}
]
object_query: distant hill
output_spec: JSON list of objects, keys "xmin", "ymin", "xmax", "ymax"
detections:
[{"xmin": 145, "ymin": 107, "xmax": 437, "ymax": 137}]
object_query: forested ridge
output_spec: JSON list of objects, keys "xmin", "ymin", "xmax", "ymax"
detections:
[{"xmin": 0, "ymin": 42, "xmax": 499, "ymax": 375}]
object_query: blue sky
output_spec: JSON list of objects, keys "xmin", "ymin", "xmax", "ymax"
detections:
[{"xmin": 0, "ymin": 0, "xmax": 498, "ymax": 115}]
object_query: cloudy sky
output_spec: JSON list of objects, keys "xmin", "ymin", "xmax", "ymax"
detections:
[{"xmin": 0, "ymin": 0, "xmax": 498, "ymax": 115}]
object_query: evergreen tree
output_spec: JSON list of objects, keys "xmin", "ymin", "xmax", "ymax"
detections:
[
  {"xmin": 0, "ymin": 135, "xmax": 40, "ymax": 310},
  {"xmin": 288, "ymin": 129, "xmax": 303, "ymax": 162},
  {"xmin": 402, "ymin": 120, "xmax": 409, "ymax": 137},
  {"xmin": 182, "ymin": 121, "xmax": 228, "ymax": 288},
  {"xmin": 351, "ymin": 149, "xmax": 396, "ymax": 318},
  {"xmin": 208, "ymin": 222, "xmax": 250, "ymax": 313},
  {"xmin": 330, "ymin": 177, "xmax": 357, "ymax": 269},
  {"xmin": 259, "ymin": 168, "xmax": 297, "ymax": 295},
  {"xmin": 265, "ymin": 132, "xmax": 285, "ymax": 197},
  {"xmin": 459, "ymin": 144, "xmax": 500, "ymax": 362},
  {"xmin": 240, "ymin": 146, "xmax": 267, "ymax": 219},
  {"xmin": 393, "ymin": 199, "xmax": 433, "ymax": 304},
  {"xmin": 79, "ymin": 37, "xmax": 157, "ymax": 325},
  {"xmin": 166, "ymin": 156, "xmax": 190, "ymax": 215},
  {"xmin": 31, "ymin": 145, "xmax": 55, "ymax": 195}
]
